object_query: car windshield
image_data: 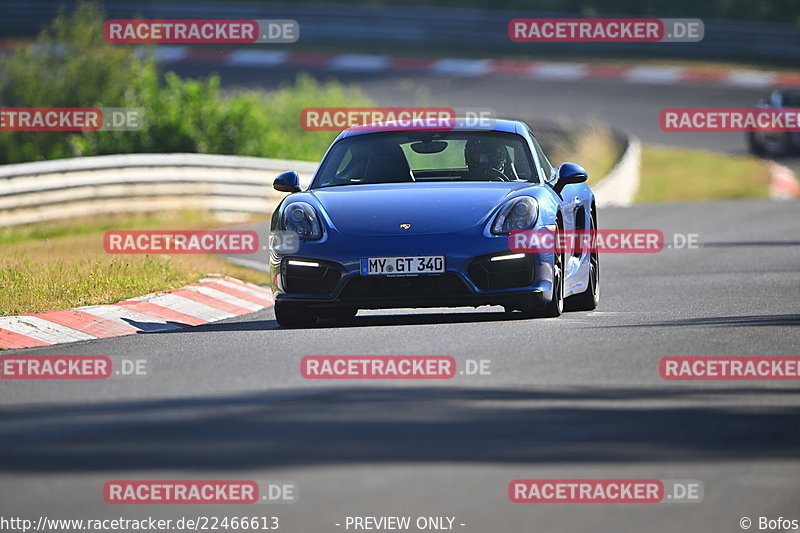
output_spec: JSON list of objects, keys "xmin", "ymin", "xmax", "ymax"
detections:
[{"xmin": 313, "ymin": 131, "xmax": 537, "ymax": 188}]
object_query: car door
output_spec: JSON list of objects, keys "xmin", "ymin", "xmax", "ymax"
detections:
[
  {"xmin": 527, "ymin": 130, "xmax": 580, "ymax": 230},
  {"xmin": 527, "ymin": 129, "xmax": 593, "ymax": 289}
]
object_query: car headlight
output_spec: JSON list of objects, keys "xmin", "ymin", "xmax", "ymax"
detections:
[
  {"xmin": 491, "ymin": 197, "xmax": 538, "ymax": 235},
  {"xmin": 282, "ymin": 202, "xmax": 323, "ymax": 240}
]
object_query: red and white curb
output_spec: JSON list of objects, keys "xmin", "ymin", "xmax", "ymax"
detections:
[
  {"xmin": 769, "ymin": 162, "xmax": 800, "ymax": 199},
  {"xmin": 0, "ymin": 275, "xmax": 274, "ymax": 350},
  {"xmin": 161, "ymin": 48, "xmax": 800, "ymax": 89}
]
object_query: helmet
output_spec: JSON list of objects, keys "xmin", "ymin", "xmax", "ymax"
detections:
[{"xmin": 464, "ymin": 136, "xmax": 510, "ymax": 175}]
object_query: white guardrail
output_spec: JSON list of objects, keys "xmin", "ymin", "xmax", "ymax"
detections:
[
  {"xmin": 0, "ymin": 139, "xmax": 638, "ymax": 227},
  {"xmin": 0, "ymin": 153, "xmax": 317, "ymax": 226},
  {"xmin": 592, "ymin": 135, "xmax": 642, "ymax": 208}
]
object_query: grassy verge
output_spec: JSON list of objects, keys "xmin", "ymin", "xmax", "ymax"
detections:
[
  {"xmin": 636, "ymin": 145, "xmax": 771, "ymax": 203},
  {"xmin": 0, "ymin": 211, "xmax": 268, "ymax": 316},
  {"xmin": 0, "ymin": 3, "xmax": 373, "ymax": 165}
]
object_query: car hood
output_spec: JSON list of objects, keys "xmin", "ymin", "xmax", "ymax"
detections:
[{"xmin": 310, "ymin": 182, "xmax": 534, "ymax": 236}]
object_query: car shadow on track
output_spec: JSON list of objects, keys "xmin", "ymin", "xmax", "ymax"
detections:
[
  {"xmin": 317, "ymin": 311, "xmax": 535, "ymax": 328},
  {"xmin": 594, "ymin": 313, "xmax": 800, "ymax": 329},
  {"xmin": 160, "ymin": 310, "xmax": 549, "ymax": 333},
  {"xmin": 2, "ymin": 385, "xmax": 800, "ymax": 472}
]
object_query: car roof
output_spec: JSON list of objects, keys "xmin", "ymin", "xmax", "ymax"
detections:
[{"xmin": 337, "ymin": 118, "xmax": 526, "ymax": 140}]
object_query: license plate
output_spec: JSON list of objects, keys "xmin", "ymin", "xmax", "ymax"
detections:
[{"xmin": 360, "ymin": 255, "xmax": 445, "ymax": 275}]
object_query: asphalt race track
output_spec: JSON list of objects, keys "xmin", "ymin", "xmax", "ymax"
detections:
[
  {"xmin": 2, "ymin": 199, "xmax": 799, "ymax": 532},
  {"xmin": 1, "ymin": 65, "xmax": 800, "ymax": 532}
]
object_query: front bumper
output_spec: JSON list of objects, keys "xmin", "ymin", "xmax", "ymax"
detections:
[{"xmin": 271, "ymin": 230, "xmax": 555, "ymax": 310}]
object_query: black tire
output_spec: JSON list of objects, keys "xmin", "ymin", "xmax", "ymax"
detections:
[
  {"xmin": 565, "ymin": 213, "xmax": 600, "ymax": 312},
  {"xmin": 746, "ymin": 132, "xmax": 766, "ymax": 156},
  {"xmin": 274, "ymin": 301, "xmax": 317, "ymax": 328},
  {"xmin": 749, "ymin": 131, "xmax": 791, "ymax": 158},
  {"xmin": 521, "ymin": 246, "xmax": 564, "ymax": 318},
  {"xmin": 790, "ymin": 133, "xmax": 800, "ymax": 154},
  {"xmin": 763, "ymin": 132, "xmax": 792, "ymax": 157}
]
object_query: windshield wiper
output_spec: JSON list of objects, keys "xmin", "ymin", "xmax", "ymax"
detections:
[{"xmin": 317, "ymin": 180, "xmax": 410, "ymax": 188}]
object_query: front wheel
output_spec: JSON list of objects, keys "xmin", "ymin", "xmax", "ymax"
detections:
[
  {"xmin": 274, "ymin": 301, "xmax": 317, "ymax": 328},
  {"xmin": 565, "ymin": 216, "xmax": 600, "ymax": 311},
  {"xmin": 521, "ymin": 248, "xmax": 564, "ymax": 318},
  {"xmin": 746, "ymin": 132, "xmax": 767, "ymax": 156},
  {"xmin": 749, "ymin": 131, "xmax": 791, "ymax": 158}
]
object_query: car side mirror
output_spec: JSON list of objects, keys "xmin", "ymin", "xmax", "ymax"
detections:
[
  {"xmin": 274, "ymin": 171, "xmax": 301, "ymax": 193},
  {"xmin": 554, "ymin": 162, "xmax": 588, "ymax": 193}
]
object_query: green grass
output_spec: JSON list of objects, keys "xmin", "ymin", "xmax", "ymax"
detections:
[
  {"xmin": 0, "ymin": 255, "xmax": 190, "ymax": 317},
  {"xmin": 0, "ymin": 3, "xmax": 373, "ymax": 165},
  {"xmin": 0, "ymin": 211, "xmax": 269, "ymax": 316},
  {"xmin": 636, "ymin": 145, "xmax": 771, "ymax": 203},
  {"xmin": 0, "ymin": 210, "xmax": 216, "ymax": 246},
  {"xmin": 547, "ymin": 125, "xmax": 620, "ymax": 186}
]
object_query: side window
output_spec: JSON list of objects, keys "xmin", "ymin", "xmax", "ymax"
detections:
[
  {"xmin": 318, "ymin": 145, "xmax": 363, "ymax": 186},
  {"xmin": 333, "ymin": 147, "xmax": 367, "ymax": 183},
  {"xmin": 507, "ymin": 143, "xmax": 533, "ymax": 181},
  {"xmin": 530, "ymin": 132, "xmax": 554, "ymax": 182},
  {"xmin": 335, "ymin": 150, "xmax": 353, "ymax": 176}
]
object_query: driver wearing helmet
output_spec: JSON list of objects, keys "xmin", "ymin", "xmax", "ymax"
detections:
[{"xmin": 464, "ymin": 136, "xmax": 516, "ymax": 181}]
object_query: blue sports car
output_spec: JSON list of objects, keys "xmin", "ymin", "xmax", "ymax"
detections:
[{"xmin": 269, "ymin": 118, "xmax": 599, "ymax": 327}]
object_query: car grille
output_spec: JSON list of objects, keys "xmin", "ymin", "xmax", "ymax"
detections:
[
  {"xmin": 282, "ymin": 259, "xmax": 341, "ymax": 295},
  {"xmin": 340, "ymin": 274, "xmax": 471, "ymax": 300},
  {"xmin": 467, "ymin": 254, "xmax": 534, "ymax": 290}
]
